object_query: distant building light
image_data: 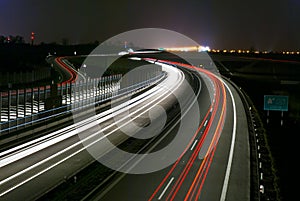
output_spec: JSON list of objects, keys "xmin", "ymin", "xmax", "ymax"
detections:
[
  {"xmin": 164, "ymin": 45, "xmax": 210, "ymax": 52},
  {"xmin": 198, "ymin": 46, "xmax": 210, "ymax": 52}
]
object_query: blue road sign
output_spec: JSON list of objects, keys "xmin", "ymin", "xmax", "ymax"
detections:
[{"xmin": 264, "ymin": 95, "xmax": 288, "ymax": 111}]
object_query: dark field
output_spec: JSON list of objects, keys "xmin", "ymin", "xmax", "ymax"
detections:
[{"xmin": 211, "ymin": 52, "xmax": 300, "ymax": 201}]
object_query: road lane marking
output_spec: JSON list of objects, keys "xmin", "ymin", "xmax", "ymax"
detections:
[
  {"xmin": 0, "ymin": 64, "xmax": 185, "ymax": 196},
  {"xmin": 218, "ymin": 79, "xmax": 237, "ymax": 201},
  {"xmin": 158, "ymin": 177, "xmax": 174, "ymax": 200},
  {"xmin": 190, "ymin": 140, "xmax": 198, "ymax": 151}
]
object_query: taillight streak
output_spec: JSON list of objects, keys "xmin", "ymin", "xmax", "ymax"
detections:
[
  {"xmin": 186, "ymin": 76, "xmax": 227, "ymax": 201},
  {"xmin": 167, "ymin": 75, "xmax": 220, "ymax": 201},
  {"xmin": 148, "ymin": 104, "xmax": 213, "ymax": 201},
  {"xmin": 146, "ymin": 59, "xmax": 228, "ymax": 201},
  {"xmin": 55, "ymin": 57, "xmax": 78, "ymax": 84}
]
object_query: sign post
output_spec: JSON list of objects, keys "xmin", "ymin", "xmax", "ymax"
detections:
[{"xmin": 264, "ymin": 95, "xmax": 288, "ymax": 126}]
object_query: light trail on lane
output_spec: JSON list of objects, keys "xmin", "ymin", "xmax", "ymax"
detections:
[
  {"xmin": 145, "ymin": 58, "xmax": 236, "ymax": 201},
  {"xmin": 166, "ymin": 76, "xmax": 221, "ymax": 201},
  {"xmin": 0, "ymin": 64, "xmax": 185, "ymax": 199},
  {"xmin": 185, "ymin": 74, "xmax": 227, "ymax": 201},
  {"xmin": 146, "ymin": 61, "xmax": 219, "ymax": 200},
  {"xmin": 0, "ymin": 76, "xmax": 169, "ymax": 167},
  {"xmin": 86, "ymin": 62, "xmax": 204, "ymax": 201},
  {"xmin": 54, "ymin": 57, "xmax": 79, "ymax": 84}
]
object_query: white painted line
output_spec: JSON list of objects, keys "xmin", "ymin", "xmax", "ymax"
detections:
[
  {"xmin": 158, "ymin": 177, "xmax": 174, "ymax": 200},
  {"xmin": 0, "ymin": 83, "xmax": 178, "ymax": 195},
  {"xmin": 219, "ymin": 77, "xmax": 237, "ymax": 201},
  {"xmin": 190, "ymin": 140, "xmax": 198, "ymax": 151},
  {"xmin": 0, "ymin": 64, "xmax": 185, "ymax": 196}
]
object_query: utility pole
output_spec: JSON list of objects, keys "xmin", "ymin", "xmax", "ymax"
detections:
[{"xmin": 31, "ymin": 32, "xmax": 35, "ymax": 45}]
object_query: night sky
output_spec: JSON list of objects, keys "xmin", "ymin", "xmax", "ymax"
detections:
[{"xmin": 1, "ymin": 0, "xmax": 300, "ymax": 51}]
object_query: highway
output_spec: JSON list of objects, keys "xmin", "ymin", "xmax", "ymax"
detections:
[
  {"xmin": 0, "ymin": 54, "xmax": 251, "ymax": 201},
  {"xmin": 85, "ymin": 58, "xmax": 250, "ymax": 201}
]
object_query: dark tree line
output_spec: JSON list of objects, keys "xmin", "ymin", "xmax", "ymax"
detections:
[{"xmin": 0, "ymin": 35, "xmax": 25, "ymax": 44}]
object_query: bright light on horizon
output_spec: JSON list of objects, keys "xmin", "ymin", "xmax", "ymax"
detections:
[{"xmin": 163, "ymin": 45, "xmax": 210, "ymax": 52}]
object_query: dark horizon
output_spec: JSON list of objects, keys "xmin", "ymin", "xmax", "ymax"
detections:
[{"xmin": 1, "ymin": 0, "xmax": 300, "ymax": 52}]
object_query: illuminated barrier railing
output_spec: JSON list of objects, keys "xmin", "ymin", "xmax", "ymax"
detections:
[{"xmin": 0, "ymin": 72, "xmax": 166, "ymax": 137}]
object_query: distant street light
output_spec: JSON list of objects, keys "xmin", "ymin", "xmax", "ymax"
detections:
[{"xmin": 83, "ymin": 64, "xmax": 87, "ymax": 75}]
